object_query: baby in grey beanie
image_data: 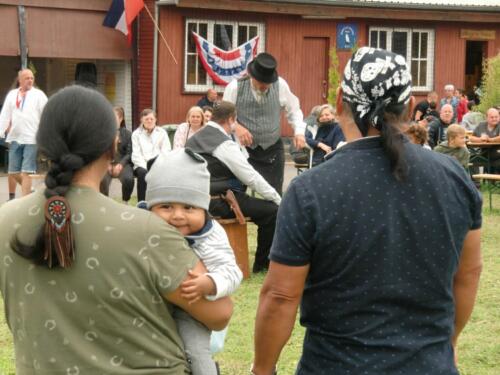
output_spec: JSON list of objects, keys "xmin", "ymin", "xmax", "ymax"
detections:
[
  {"xmin": 145, "ymin": 147, "xmax": 210, "ymax": 211},
  {"xmin": 144, "ymin": 148, "xmax": 242, "ymax": 375}
]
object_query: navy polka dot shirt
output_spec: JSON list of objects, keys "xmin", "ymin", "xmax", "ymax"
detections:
[{"xmin": 271, "ymin": 136, "xmax": 482, "ymax": 375}]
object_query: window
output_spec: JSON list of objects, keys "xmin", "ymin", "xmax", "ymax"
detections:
[
  {"xmin": 184, "ymin": 19, "xmax": 265, "ymax": 92},
  {"xmin": 369, "ymin": 27, "xmax": 434, "ymax": 91}
]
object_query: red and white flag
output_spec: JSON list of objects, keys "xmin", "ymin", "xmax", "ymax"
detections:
[
  {"xmin": 192, "ymin": 32, "xmax": 259, "ymax": 86},
  {"xmin": 103, "ymin": 0, "xmax": 144, "ymax": 44}
]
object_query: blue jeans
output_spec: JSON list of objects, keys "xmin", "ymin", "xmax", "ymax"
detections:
[{"xmin": 8, "ymin": 141, "xmax": 37, "ymax": 174}]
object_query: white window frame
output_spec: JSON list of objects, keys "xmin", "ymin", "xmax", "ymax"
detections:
[
  {"xmin": 369, "ymin": 27, "xmax": 434, "ymax": 92},
  {"xmin": 184, "ymin": 19, "xmax": 266, "ymax": 93}
]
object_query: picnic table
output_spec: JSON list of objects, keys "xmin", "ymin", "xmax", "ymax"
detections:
[{"xmin": 466, "ymin": 141, "xmax": 500, "ymax": 173}]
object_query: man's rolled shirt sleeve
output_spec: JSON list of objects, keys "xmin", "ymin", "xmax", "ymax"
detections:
[{"xmin": 270, "ymin": 178, "xmax": 315, "ymax": 266}]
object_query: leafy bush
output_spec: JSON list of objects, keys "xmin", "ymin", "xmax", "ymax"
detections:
[
  {"xmin": 476, "ymin": 53, "xmax": 500, "ymax": 114},
  {"xmin": 327, "ymin": 46, "xmax": 341, "ymax": 106}
]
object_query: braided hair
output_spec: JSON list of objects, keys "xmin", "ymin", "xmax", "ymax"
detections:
[{"xmin": 11, "ymin": 85, "xmax": 117, "ymax": 268}]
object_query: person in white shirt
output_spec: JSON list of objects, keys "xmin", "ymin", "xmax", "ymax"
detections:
[
  {"xmin": 131, "ymin": 108, "xmax": 171, "ymax": 201},
  {"xmin": 187, "ymin": 101, "xmax": 281, "ymax": 273},
  {"xmin": 0, "ymin": 69, "xmax": 47, "ymax": 197},
  {"xmin": 223, "ymin": 53, "xmax": 306, "ymax": 195}
]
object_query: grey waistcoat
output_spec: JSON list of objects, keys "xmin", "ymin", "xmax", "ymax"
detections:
[{"xmin": 235, "ymin": 78, "xmax": 281, "ymax": 150}]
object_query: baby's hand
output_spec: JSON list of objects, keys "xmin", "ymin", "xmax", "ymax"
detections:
[{"xmin": 180, "ymin": 270, "xmax": 216, "ymax": 304}]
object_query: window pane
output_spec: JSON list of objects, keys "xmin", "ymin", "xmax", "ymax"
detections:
[
  {"xmin": 238, "ymin": 25, "xmax": 248, "ymax": 45},
  {"xmin": 380, "ymin": 31, "xmax": 387, "ymax": 49},
  {"xmin": 412, "ymin": 32, "xmax": 420, "ymax": 58},
  {"xmin": 198, "ymin": 58, "xmax": 207, "ymax": 85},
  {"xmin": 411, "ymin": 60, "xmax": 419, "ymax": 86},
  {"xmin": 370, "ymin": 30, "xmax": 378, "ymax": 47},
  {"xmin": 392, "ymin": 32, "xmax": 407, "ymax": 59},
  {"xmin": 419, "ymin": 61, "xmax": 427, "ymax": 87},
  {"xmin": 214, "ymin": 24, "xmax": 233, "ymax": 50},
  {"xmin": 249, "ymin": 26, "xmax": 258, "ymax": 39},
  {"xmin": 187, "ymin": 55, "xmax": 197, "ymax": 84},
  {"xmin": 199, "ymin": 23, "xmax": 208, "ymax": 38},
  {"xmin": 187, "ymin": 23, "xmax": 197, "ymax": 53},
  {"xmin": 420, "ymin": 33, "xmax": 428, "ymax": 58}
]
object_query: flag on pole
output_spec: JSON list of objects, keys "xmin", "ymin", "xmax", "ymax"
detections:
[
  {"xmin": 192, "ymin": 32, "xmax": 259, "ymax": 86},
  {"xmin": 103, "ymin": 0, "xmax": 144, "ymax": 44}
]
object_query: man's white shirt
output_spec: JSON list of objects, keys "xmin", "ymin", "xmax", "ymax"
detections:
[
  {"xmin": 0, "ymin": 88, "xmax": 48, "ymax": 144},
  {"xmin": 223, "ymin": 77, "xmax": 306, "ymax": 136},
  {"xmin": 207, "ymin": 121, "xmax": 281, "ymax": 205}
]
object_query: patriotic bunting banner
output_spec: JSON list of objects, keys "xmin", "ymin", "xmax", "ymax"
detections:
[{"xmin": 192, "ymin": 32, "xmax": 259, "ymax": 86}]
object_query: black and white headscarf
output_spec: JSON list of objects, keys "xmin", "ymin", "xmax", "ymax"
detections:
[{"xmin": 341, "ymin": 47, "xmax": 412, "ymax": 131}]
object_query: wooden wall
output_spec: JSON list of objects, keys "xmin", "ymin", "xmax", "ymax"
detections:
[
  {"xmin": 139, "ymin": 5, "xmax": 500, "ymax": 134},
  {"xmin": 136, "ymin": 0, "xmax": 156, "ymax": 126}
]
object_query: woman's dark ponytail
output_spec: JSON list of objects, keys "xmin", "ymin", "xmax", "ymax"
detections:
[
  {"xmin": 11, "ymin": 85, "xmax": 116, "ymax": 269},
  {"xmin": 345, "ymin": 101, "xmax": 409, "ymax": 182}
]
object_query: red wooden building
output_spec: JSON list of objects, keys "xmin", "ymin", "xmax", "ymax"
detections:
[{"xmin": 136, "ymin": 0, "xmax": 500, "ymax": 135}]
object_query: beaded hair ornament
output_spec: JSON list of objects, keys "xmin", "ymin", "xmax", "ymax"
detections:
[{"xmin": 44, "ymin": 195, "xmax": 74, "ymax": 268}]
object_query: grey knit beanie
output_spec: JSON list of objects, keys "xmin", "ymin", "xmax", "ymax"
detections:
[{"xmin": 145, "ymin": 148, "xmax": 210, "ymax": 210}]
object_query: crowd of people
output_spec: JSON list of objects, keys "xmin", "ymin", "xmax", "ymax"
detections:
[
  {"xmin": 0, "ymin": 47, "xmax": 490, "ymax": 375},
  {"xmin": 404, "ymin": 93, "xmax": 500, "ymax": 173}
]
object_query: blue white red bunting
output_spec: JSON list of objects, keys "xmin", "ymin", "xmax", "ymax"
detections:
[{"xmin": 192, "ymin": 32, "xmax": 259, "ymax": 86}]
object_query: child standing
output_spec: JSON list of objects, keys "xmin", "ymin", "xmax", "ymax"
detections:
[
  {"xmin": 434, "ymin": 124, "xmax": 470, "ymax": 169},
  {"xmin": 144, "ymin": 148, "xmax": 243, "ymax": 375},
  {"xmin": 305, "ymin": 104, "xmax": 345, "ymax": 166}
]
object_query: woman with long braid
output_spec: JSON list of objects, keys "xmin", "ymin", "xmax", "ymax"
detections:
[{"xmin": 0, "ymin": 85, "xmax": 232, "ymax": 375}]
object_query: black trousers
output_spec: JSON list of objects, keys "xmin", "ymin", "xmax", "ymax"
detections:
[
  {"xmin": 134, "ymin": 167, "xmax": 148, "ymax": 202},
  {"xmin": 247, "ymin": 139, "xmax": 284, "ymax": 196},
  {"xmin": 100, "ymin": 164, "xmax": 135, "ymax": 202},
  {"xmin": 210, "ymin": 191, "xmax": 278, "ymax": 271}
]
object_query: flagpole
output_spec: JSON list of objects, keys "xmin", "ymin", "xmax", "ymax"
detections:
[{"xmin": 143, "ymin": 3, "xmax": 178, "ymax": 65}]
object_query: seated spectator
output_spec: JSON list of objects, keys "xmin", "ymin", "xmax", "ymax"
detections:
[
  {"xmin": 197, "ymin": 88, "xmax": 218, "ymax": 108},
  {"xmin": 461, "ymin": 101, "xmax": 484, "ymax": 131},
  {"xmin": 434, "ymin": 124, "xmax": 470, "ymax": 169},
  {"xmin": 99, "ymin": 106, "xmax": 134, "ymax": 203},
  {"xmin": 304, "ymin": 105, "xmax": 322, "ymax": 127},
  {"xmin": 456, "ymin": 89, "xmax": 469, "ymax": 123},
  {"xmin": 427, "ymin": 104, "xmax": 454, "ymax": 149},
  {"xmin": 186, "ymin": 101, "xmax": 280, "ymax": 273},
  {"xmin": 173, "ymin": 106, "xmax": 206, "ymax": 149},
  {"xmin": 405, "ymin": 122, "xmax": 431, "ymax": 149},
  {"xmin": 469, "ymin": 107, "xmax": 500, "ymax": 173},
  {"xmin": 305, "ymin": 104, "xmax": 345, "ymax": 166},
  {"xmin": 291, "ymin": 105, "xmax": 322, "ymax": 165},
  {"xmin": 203, "ymin": 105, "xmax": 214, "ymax": 123},
  {"xmin": 440, "ymin": 84, "xmax": 459, "ymax": 121},
  {"xmin": 413, "ymin": 91, "xmax": 438, "ymax": 121},
  {"xmin": 132, "ymin": 108, "xmax": 171, "ymax": 201}
]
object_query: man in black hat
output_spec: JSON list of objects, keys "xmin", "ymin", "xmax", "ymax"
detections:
[{"xmin": 222, "ymin": 52, "xmax": 306, "ymax": 195}]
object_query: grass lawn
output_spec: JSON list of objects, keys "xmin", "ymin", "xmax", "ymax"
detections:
[{"xmin": 0, "ymin": 196, "xmax": 499, "ymax": 374}]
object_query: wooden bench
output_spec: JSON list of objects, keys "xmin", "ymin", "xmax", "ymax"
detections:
[
  {"xmin": 472, "ymin": 173, "xmax": 500, "ymax": 210},
  {"xmin": 216, "ymin": 218, "xmax": 250, "ymax": 279}
]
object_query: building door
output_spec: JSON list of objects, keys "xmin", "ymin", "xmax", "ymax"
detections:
[
  {"xmin": 300, "ymin": 37, "xmax": 329, "ymax": 118},
  {"xmin": 465, "ymin": 41, "xmax": 486, "ymax": 100}
]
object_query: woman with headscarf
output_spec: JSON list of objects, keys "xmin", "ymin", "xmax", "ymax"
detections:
[
  {"xmin": 252, "ymin": 48, "xmax": 482, "ymax": 375},
  {"xmin": 0, "ymin": 85, "xmax": 232, "ymax": 375}
]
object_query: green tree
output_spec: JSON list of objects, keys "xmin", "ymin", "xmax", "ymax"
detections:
[
  {"xmin": 476, "ymin": 53, "xmax": 500, "ymax": 114},
  {"xmin": 327, "ymin": 46, "xmax": 341, "ymax": 105}
]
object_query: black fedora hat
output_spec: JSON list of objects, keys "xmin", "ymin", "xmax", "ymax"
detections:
[{"xmin": 247, "ymin": 53, "xmax": 278, "ymax": 84}]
